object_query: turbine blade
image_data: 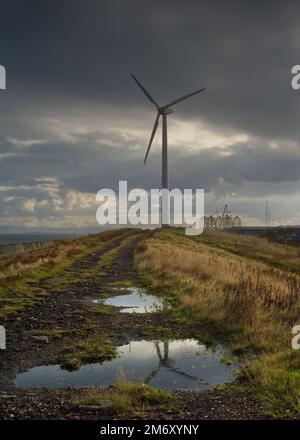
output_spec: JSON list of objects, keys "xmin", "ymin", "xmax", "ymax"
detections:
[
  {"xmin": 163, "ymin": 87, "xmax": 206, "ymax": 109},
  {"xmin": 131, "ymin": 74, "xmax": 159, "ymax": 108},
  {"xmin": 144, "ymin": 112, "xmax": 160, "ymax": 164}
]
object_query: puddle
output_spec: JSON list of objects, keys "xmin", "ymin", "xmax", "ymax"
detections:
[
  {"xmin": 93, "ymin": 287, "xmax": 165, "ymax": 313},
  {"xmin": 14, "ymin": 339, "xmax": 238, "ymax": 390}
]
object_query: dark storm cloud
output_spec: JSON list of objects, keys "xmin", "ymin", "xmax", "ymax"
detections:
[
  {"xmin": 2, "ymin": 134, "xmax": 300, "ymax": 193},
  {"xmin": 1, "ymin": 0, "xmax": 300, "ymax": 227},
  {"xmin": 1, "ymin": 0, "xmax": 300, "ymax": 140}
]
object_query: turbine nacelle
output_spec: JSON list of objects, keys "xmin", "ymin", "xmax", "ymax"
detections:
[
  {"xmin": 131, "ymin": 73, "xmax": 206, "ymax": 165},
  {"xmin": 160, "ymin": 107, "xmax": 174, "ymax": 115}
]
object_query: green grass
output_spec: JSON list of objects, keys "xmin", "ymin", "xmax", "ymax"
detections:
[
  {"xmin": 74, "ymin": 382, "xmax": 178, "ymax": 416},
  {"xmin": 24, "ymin": 327, "xmax": 89, "ymax": 339},
  {"xmin": 91, "ymin": 304, "xmax": 117, "ymax": 315},
  {"xmin": 190, "ymin": 229, "xmax": 300, "ymax": 276},
  {"xmin": 220, "ymin": 354, "xmax": 234, "ymax": 365},
  {"xmin": 244, "ymin": 349, "xmax": 300, "ymax": 418},
  {"xmin": 62, "ymin": 337, "xmax": 117, "ymax": 371},
  {"xmin": 135, "ymin": 228, "xmax": 300, "ymax": 417},
  {"xmin": 0, "ymin": 229, "xmax": 138, "ymax": 320}
]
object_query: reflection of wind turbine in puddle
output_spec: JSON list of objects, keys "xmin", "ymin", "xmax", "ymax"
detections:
[{"xmin": 144, "ymin": 341, "xmax": 207, "ymax": 385}]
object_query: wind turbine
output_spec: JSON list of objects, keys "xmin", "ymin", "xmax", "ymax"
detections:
[{"xmin": 131, "ymin": 74, "xmax": 206, "ymax": 227}]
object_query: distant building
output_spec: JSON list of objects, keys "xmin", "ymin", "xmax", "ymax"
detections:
[{"xmin": 204, "ymin": 212, "xmax": 242, "ymax": 230}]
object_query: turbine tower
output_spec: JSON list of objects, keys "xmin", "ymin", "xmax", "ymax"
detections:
[{"xmin": 131, "ymin": 74, "xmax": 206, "ymax": 228}]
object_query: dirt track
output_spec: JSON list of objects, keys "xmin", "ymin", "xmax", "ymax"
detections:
[{"xmin": 0, "ymin": 231, "xmax": 267, "ymax": 420}]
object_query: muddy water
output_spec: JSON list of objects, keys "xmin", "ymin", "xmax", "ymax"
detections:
[
  {"xmin": 14, "ymin": 339, "xmax": 238, "ymax": 390},
  {"xmin": 93, "ymin": 287, "xmax": 166, "ymax": 313}
]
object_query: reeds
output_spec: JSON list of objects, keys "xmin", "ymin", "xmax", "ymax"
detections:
[
  {"xmin": 138, "ymin": 230, "xmax": 300, "ymax": 349},
  {"xmin": 137, "ymin": 229, "xmax": 300, "ymax": 415}
]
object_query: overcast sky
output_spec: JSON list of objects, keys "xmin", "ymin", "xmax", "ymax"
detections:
[{"xmin": 0, "ymin": 0, "xmax": 300, "ymax": 231}]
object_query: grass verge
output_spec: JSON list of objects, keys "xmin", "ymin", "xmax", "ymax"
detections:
[
  {"xmin": 0, "ymin": 229, "xmax": 136, "ymax": 319},
  {"xmin": 62, "ymin": 337, "xmax": 117, "ymax": 371},
  {"xmin": 74, "ymin": 382, "xmax": 178, "ymax": 416},
  {"xmin": 135, "ymin": 228, "xmax": 300, "ymax": 417}
]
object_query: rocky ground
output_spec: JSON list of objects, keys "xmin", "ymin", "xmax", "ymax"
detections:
[
  {"xmin": 0, "ymin": 388, "xmax": 265, "ymax": 420},
  {"xmin": 0, "ymin": 230, "xmax": 267, "ymax": 420}
]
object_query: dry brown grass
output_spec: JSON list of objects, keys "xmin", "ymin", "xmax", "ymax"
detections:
[
  {"xmin": 0, "ymin": 229, "xmax": 129, "ymax": 286},
  {"xmin": 74, "ymin": 382, "xmax": 177, "ymax": 416},
  {"xmin": 201, "ymin": 230, "xmax": 300, "ymax": 273},
  {"xmin": 138, "ymin": 230, "xmax": 300, "ymax": 349},
  {"xmin": 137, "ymin": 229, "xmax": 300, "ymax": 415},
  {"xmin": 0, "ymin": 228, "xmax": 135, "ymax": 319}
]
